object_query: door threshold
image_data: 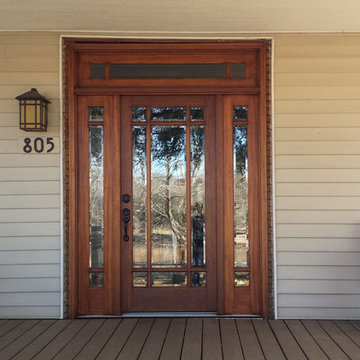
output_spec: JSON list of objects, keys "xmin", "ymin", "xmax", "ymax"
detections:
[{"xmin": 78, "ymin": 312, "xmax": 262, "ymax": 319}]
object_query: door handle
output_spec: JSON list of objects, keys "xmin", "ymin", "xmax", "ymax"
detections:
[{"xmin": 122, "ymin": 208, "xmax": 130, "ymax": 242}]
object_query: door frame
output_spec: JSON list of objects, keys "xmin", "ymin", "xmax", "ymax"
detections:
[{"xmin": 64, "ymin": 39, "xmax": 270, "ymax": 318}]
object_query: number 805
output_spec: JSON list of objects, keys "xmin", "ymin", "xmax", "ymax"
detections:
[{"xmin": 23, "ymin": 137, "xmax": 55, "ymax": 153}]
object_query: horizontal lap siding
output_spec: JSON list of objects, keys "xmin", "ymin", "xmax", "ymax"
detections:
[
  {"xmin": 275, "ymin": 34, "xmax": 360, "ymax": 319},
  {"xmin": 0, "ymin": 33, "xmax": 61, "ymax": 318}
]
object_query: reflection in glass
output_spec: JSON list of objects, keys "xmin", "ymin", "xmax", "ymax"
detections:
[
  {"xmin": 191, "ymin": 272, "xmax": 206, "ymax": 287},
  {"xmin": 132, "ymin": 127, "xmax": 147, "ymax": 268},
  {"xmin": 132, "ymin": 107, "xmax": 146, "ymax": 122},
  {"xmin": 89, "ymin": 107, "xmax": 104, "ymax": 122},
  {"xmin": 191, "ymin": 126, "xmax": 205, "ymax": 267},
  {"xmin": 234, "ymin": 272, "xmax": 249, "ymax": 287},
  {"xmin": 133, "ymin": 272, "xmax": 148, "ymax": 287},
  {"xmin": 151, "ymin": 126, "xmax": 187, "ymax": 268},
  {"xmin": 233, "ymin": 106, "xmax": 248, "ymax": 121},
  {"xmin": 190, "ymin": 107, "xmax": 204, "ymax": 121},
  {"xmin": 151, "ymin": 107, "xmax": 185, "ymax": 122},
  {"xmin": 233, "ymin": 126, "xmax": 248, "ymax": 268},
  {"xmin": 151, "ymin": 272, "xmax": 187, "ymax": 287},
  {"xmin": 89, "ymin": 126, "xmax": 104, "ymax": 269},
  {"xmin": 89, "ymin": 272, "xmax": 104, "ymax": 287}
]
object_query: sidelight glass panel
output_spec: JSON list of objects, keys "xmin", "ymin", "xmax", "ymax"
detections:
[
  {"xmin": 191, "ymin": 126, "xmax": 206, "ymax": 267},
  {"xmin": 151, "ymin": 107, "xmax": 185, "ymax": 122},
  {"xmin": 233, "ymin": 126, "xmax": 248, "ymax": 268},
  {"xmin": 151, "ymin": 272, "xmax": 187, "ymax": 287},
  {"xmin": 233, "ymin": 106, "xmax": 247, "ymax": 121},
  {"xmin": 132, "ymin": 107, "xmax": 146, "ymax": 122},
  {"xmin": 151, "ymin": 126, "xmax": 187, "ymax": 268},
  {"xmin": 132, "ymin": 127, "xmax": 147, "ymax": 268},
  {"xmin": 234, "ymin": 272, "xmax": 249, "ymax": 287},
  {"xmin": 133, "ymin": 272, "xmax": 148, "ymax": 287},
  {"xmin": 88, "ymin": 107, "xmax": 104, "ymax": 122},
  {"xmin": 190, "ymin": 107, "xmax": 204, "ymax": 121},
  {"xmin": 191, "ymin": 272, "xmax": 206, "ymax": 287},
  {"xmin": 89, "ymin": 272, "xmax": 104, "ymax": 287},
  {"xmin": 89, "ymin": 126, "xmax": 104, "ymax": 269}
]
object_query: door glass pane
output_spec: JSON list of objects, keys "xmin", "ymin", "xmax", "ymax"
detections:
[
  {"xmin": 190, "ymin": 107, "xmax": 204, "ymax": 121},
  {"xmin": 191, "ymin": 272, "xmax": 206, "ymax": 287},
  {"xmin": 151, "ymin": 126, "xmax": 187, "ymax": 268},
  {"xmin": 191, "ymin": 126, "xmax": 206, "ymax": 267},
  {"xmin": 132, "ymin": 107, "xmax": 146, "ymax": 122},
  {"xmin": 90, "ymin": 64, "xmax": 106, "ymax": 79},
  {"xmin": 151, "ymin": 272, "xmax": 187, "ymax": 287},
  {"xmin": 133, "ymin": 126, "xmax": 147, "ymax": 268},
  {"xmin": 233, "ymin": 126, "xmax": 248, "ymax": 268},
  {"xmin": 89, "ymin": 126, "xmax": 104, "ymax": 269},
  {"xmin": 151, "ymin": 107, "xmax": 185, "ymax": 122},
  {"xmin": 230, "ymin": 64, "xmax": 245, "ymax": 79},
  {"xmin": 133, "ymin": 272, "xmax": 148, "ymax": 287}
]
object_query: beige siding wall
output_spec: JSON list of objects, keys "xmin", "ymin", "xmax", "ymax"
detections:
[
  {"xmin": 0, "ymin": 33, "xmax": 61, "ymax": 318},
  {"xmin": 274, "ymin": 34, "xmax": 360, "ymax": 319}
]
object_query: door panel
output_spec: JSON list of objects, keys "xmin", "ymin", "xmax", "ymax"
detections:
[{"xmin": 121, "ymin": 96, "xmax": 217, "ymax": 312}]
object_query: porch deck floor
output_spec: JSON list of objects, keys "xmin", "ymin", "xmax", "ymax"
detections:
[{"xmin": 0, "ymin": 318, "xmax": 359, "ymax": 360}]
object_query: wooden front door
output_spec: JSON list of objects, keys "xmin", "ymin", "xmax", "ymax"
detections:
[
  {"xmin": 70, "ymin": 41, "xmax": 268, "ymax": 317},
  {"xmin": 121, "ymin": 96, "xmax": 217, "ymax": 311},
  {"xmin": 76, "ymin": 93, "xmax": 262, "ymax": 316}
]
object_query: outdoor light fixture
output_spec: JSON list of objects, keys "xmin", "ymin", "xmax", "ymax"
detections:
[{"xmin": 15, "ymin": 88, "xmax": 50, "ymax": 131}]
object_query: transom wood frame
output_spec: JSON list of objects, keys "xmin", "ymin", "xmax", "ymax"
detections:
[{"xmin": 65, "ymin": 39, "xmax": 269, "ymax": 318}]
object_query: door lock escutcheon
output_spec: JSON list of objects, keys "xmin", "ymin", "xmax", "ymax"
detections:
[{"xmin": 122, "ymin": 208, "xmax": 130, "ymax": 242}]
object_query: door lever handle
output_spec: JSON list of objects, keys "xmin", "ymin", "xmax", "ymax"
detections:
[{"xmin": 122, "ymin": 208, "xmax": 130, "ymax": 242}]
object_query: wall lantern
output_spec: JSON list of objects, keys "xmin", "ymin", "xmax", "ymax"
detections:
[{"xmin": 15, "ymin": 88, "xmax": 51, "ymax": 132}]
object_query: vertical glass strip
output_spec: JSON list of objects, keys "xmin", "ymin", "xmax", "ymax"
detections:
[
  {"xmin": 151, "ymin": 126, "xmax": 187, "ymax": 268},
  {"xmin": 233, "ymin": 126, "xmax": 249, "ymax": 268},
  {"xmin": 132, "ymin": 126, "xmax": 147, "ymax": 268},
  {"xmin": 191, "ymin": 126, "xmax": 206, "ymax": 267},
  {"xmin": 89, "ymin": 126, "xmax": 104, "ymax": 270}
]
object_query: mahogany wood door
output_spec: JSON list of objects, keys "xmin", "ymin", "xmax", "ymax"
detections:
[
  {"xmin": 120, "ymin": 96, "xmax": 217, "ymax": 312},
  {"xmin": 76, "ymin": 94, "xmax": 263, "ymax": 315}
]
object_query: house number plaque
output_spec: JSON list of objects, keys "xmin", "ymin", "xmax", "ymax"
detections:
[{"xmin": 19, "ymin": 136, "xmax": 60, "ymax": 154}]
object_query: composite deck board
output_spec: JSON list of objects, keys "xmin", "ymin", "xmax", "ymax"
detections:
[
  {"xmin": 117, "ymin": 318, "xmax": 154, "ymax": 360},
  {"xmin": 0, "ymin": 319, "xmax": 358, "ymax": 359},
  {"xmin": 252, "ymin": 319, "xmax": 286, "ymax": 360},
  {"xmin": 160, "ymin": 318, "xmax": 186, "ymax": 360},
  {"xmin": 285, "ymin": 320, "xmax": 328, "ymax": 360},
  {"xmin": 202, "ymin": 319, "xmax": 223, "ymax": 360},
  {"xmin": 74, "ymin": 319, "xmax": 121, "ymax": 360},
  {"xmin": 138, "ymin": 318, "xmax": 170, "ymax": 360},
  {"xmin": 268, "ymin": 319, "xmax": 307, "ymax": 360},
  {"xmin": 319, "ymin": 321, "xmax": 360, "ymax": 360},
  {"xmin": 52, "ymin": 319, "xmax": 105, "ymax": 360},
  {"xmin": 236, "ymin": 319, "xmax": 265, "ymax": 360},
  {"xmin": 32, "ymin": 319, "xmax": 88, "ymax": 360},
  {"xmin": 181, "ymin": 319, "xmax": 202, "ymax": 360},
  {"xmin": 12, "ymin": 320, "xmax": 71, "ymax": 360},
  {"xmin": 96, "ymin": 319, "xmax": 137, "ymax": 360},
  {"xmin": 0, "ymin": 320, "xmax": 55, "ymax": 360},
  {"xmin": 0, "ymin": 319, "xmax": 39, "ymax": 351},
  {"xmin": 335, "ymin": 321, "xmax": 360, "ymax": 347},
  {"xmin": 219, "ymin": 319, "xmax": 244, "ymax": 360},
  {"xmin": 301, "ymin": 320, "xmax": 349, "ymax": 360},
  {"xmin": 0, "ymin": 320, "xmax": 24, "ymax": 337}
]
